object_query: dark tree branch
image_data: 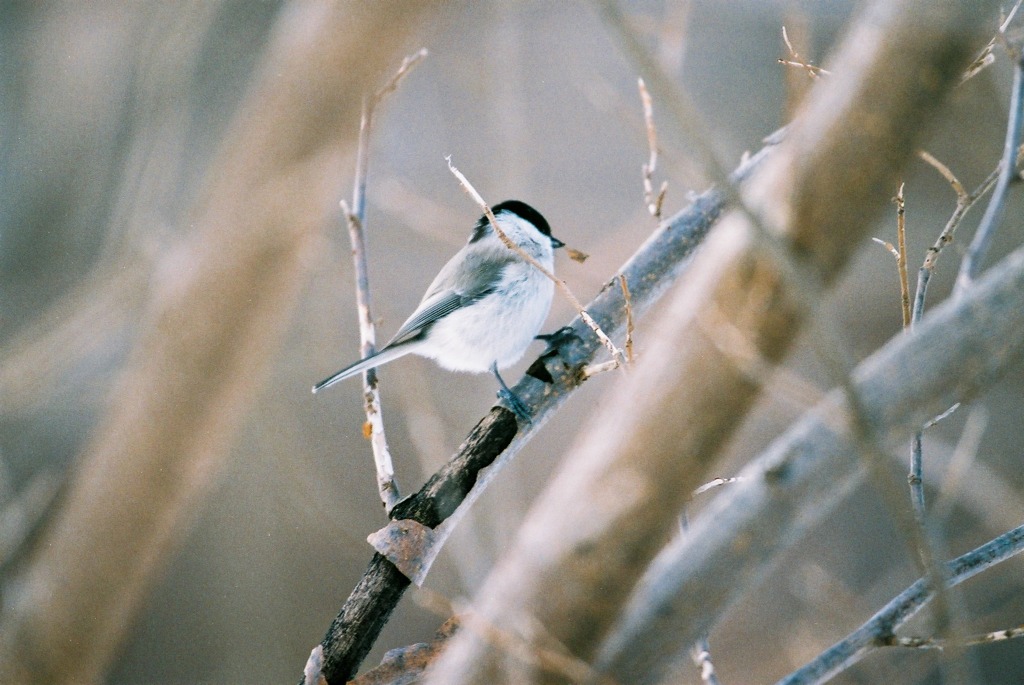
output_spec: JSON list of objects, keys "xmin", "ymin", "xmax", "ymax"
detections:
[{"xmin": 310, "ymin": 135, "xmax": 779, "ymax": 684}]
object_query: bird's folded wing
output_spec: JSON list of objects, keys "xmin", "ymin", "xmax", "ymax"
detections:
[{"xmin": 387, "ymin": 258, "xmax": 510, "ymax": 347}]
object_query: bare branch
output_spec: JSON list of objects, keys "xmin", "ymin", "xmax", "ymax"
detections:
[
  {"xmin": 619, "ymin": 274, "xmax": 635, "ymax": 364},
  {"xmin": 779, "ymin": 523, "xmax": 1024, "ymax": 684},
  {"xmin": 596, "ymin": 239, "xmax": 1024, "ymax": 684},
  {"xmin": 425, "ymin": 2, "xmax": 998, "ymax": 683},
  {"xmin": 956, "ymin": 28, "xmax": 1024, "ymax": 292},
  {"xmin": 0, "ymin": 4, "xmax": 437, "ymax": 684},
  {"xmin": 779, "ymin": 25, "xmax": 831, "ymax": 78},
  {"xmin": 638, "ymin": 77, "xmax": 668, "ymax": 220},
  {"xmin": 893, "ymin": 623, "xmax": 1024, "ymax": 650},
  {"xmin": 338, "ymin": 49, "xmax": 428, "ymax": 513},
  {"xmin": 918, "ymin": 149, "xmax": 967, "ymax": 198},
  {"xmin": 895, "ymin": 184, "xmax": 911, "ymax": 328},
  {"xmin": 872, "ymin": 236, "xmax": 900, "ymax": 260}
]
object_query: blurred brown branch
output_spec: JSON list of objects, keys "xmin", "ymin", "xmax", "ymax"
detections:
[
  {"xmin": 423, "ymin": 0, "xmax": 999, "ymax": 683},
  {"xmin": 0, "ymin": 2, "xmax": 437, "ymax": 684},
  {"xmin": 597, "ymin": 234, "xmax": 1024, "ymax": 685}
]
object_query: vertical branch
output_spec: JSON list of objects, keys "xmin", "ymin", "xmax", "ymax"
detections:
[
  {"xmin": 908, "ymin": 150, "xmax": 1002, "ymax": 529},
  {"xmin": 638, "ymin": 78, "xmax": 667, "ymax": 220},
  {"xmin": 887, "ymin": 181, "xmax": 929, "ymax": 524},
  {"xmin": 955, "ymin": 48, "xmax": 1024, "ymax": 293},
  {"xmin": 913, "ymin": 151, "xmax": 996, "ymax": 324},
  {"xmin": 895, "ymin": 183, "xmax": 911, "ymax": 328},
  {"xmin": 619, "ymin": 274, "xmax": 635, "ymax": 364},
  {"xmin": 339, "ymin": 49, "xmax": 428, "ymax": 513},
  {"xmin": 0, "ymin": 5, "xmax": 436, "ymax": 684}
]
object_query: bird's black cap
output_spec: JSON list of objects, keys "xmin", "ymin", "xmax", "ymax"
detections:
[{"xmin": 482, "ymin": 200, "xmax": 563, "ymax": 248}]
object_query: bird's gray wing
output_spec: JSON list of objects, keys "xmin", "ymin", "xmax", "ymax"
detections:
[{"xmin": 386, "ymin": 254, "xmax": 511, "ymax": 347}]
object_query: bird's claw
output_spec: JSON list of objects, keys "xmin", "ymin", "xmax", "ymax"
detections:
[{"xmin": 498, "ymin": 386, "xmax": 533, "ymax": 423}]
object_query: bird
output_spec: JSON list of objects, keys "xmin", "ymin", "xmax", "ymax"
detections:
[{"xmin": 313, "ymin": 200, "xmax": 563, "ymax": 420}]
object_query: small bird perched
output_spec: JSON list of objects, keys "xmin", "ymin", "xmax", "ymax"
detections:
[{"xmin": 313, "ymin": 200, "xmax": 563, "ymax": 420}]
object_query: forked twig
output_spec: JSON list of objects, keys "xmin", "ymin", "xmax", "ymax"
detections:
[
  {"xmin": 339, "ymin": 49, "xmax": 429, "ymax": 512},
  {"xmin": 638, "ymin": 78, "xmax": 668, "ymax": 220},
  {"xmin": 779, "ymin": 524, "xmax": 1024, "ymax": 685},
  {"xmin": 909, "ymin": 149, "xmax": 1001, "ymax": 526},
  {"xmin": 961, "ymin": 0, "xmax": 1024, "ymax": 83},
  {"xmin": 778, "ymin": 25, "xmax": 831, "ymax": 78},
  {"xmin": 956, "ymin": 11, "xmax": 1024, "ymax": 293}
]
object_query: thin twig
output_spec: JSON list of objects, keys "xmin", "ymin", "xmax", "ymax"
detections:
[
  {"xmin": 691, "ymin": 476, "xmax": 743, "ymax": 498},
  {"xmin": 887, "ymin": 180, "xmax": 929, "ymax": 527},
  {"xmin": 871, "ymin": 185, "xmax": 911, "ymax": 326},
  {"xmin": 446, "ymin": 157, "xmax": 628, "ymax": 371},
  {"xmin": 581, "ymin": 360, "xmax": 621, "ymax": 379},
  {"xmin": 412, "ymin": 588, "xmax": 619, "ymax": 685},
  {"xmin": 924, "ymin": 402, "xmax": 961, "ymax": 428},
  {"xmin": 908, "ymin": 428, "xmax": 927, "ymax": 525},
  {"xmin": 962, "ymin": 0, "xmax": 1024, "ymax": 83},
  {"xmin": 955, "ymin": 51, "xmax": 1024, "ymax": 293},
  {"xmin": 895, "ymin": 183, "xmax": 911, "ymax": 328},
  {"xmin": 342, "ymin": 49, "xmax": 428, "ymax": 513},
  {"xmin": 372, "ymin": 48, "xmax": 428, "ymax": 105},
  {"xmin": 918, "ymin": 150, "xmax": 966, "ymax": 198},
  {"xmin": 619, "ymin": 274, "xmax": 635, "ymax": 363},
  {"xmin": 777, "ymin": 523, "xmax": 1024, "ymax": 685},
  {"xmin": 871, "ymin": 237, "xmax": 900, "ymax": 260},
  {"xmin": 909, "ymin": 150, "xmax": 1000, "ymax": 528},
  {"xmin": 778, "ymin": 25, "xmax": 831, "ymax": 78},
  {"xmin": 1004, "ymin": 0, "xmax": 1024, "ymax": 34},
  {"xmin": 893, "ymin": 623, "xmax": 1024, "ymax": 650},
  {"xmin": 914, "ymin": 154, "xmax": 997, "ymax": 317},
  {"xmin": 638, "ymin": 78, "xmax": 668, "ymax": 220},
  {"xmin": 340, "ymin": 201, "xmax": 400, "ymax": 512},
  {"xmin": 931, "ymin": 406, "xmax": 988, "ymax": 524},
  {"xmin": 690, "ymin": 639, "xmax": 721, "ymax": 685}
]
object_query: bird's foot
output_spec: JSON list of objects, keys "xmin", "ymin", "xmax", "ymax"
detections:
[
  {"xmin": 497, "ymin": 386, "xmax": 532, "ymax": 423},
  {"xmin": 491, "ymin": 361, "xmax": 532, "ymax": 423}
]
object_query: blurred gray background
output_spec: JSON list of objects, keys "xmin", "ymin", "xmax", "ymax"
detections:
[{"xmin": 1, "ymin": 1, "xmax": 1022, "ymax": 683}]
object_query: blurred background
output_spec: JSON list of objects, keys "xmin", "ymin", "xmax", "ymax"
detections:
[{"xmin": 1, "ymin": 1, "xmax": 1022, "ymax": 683}]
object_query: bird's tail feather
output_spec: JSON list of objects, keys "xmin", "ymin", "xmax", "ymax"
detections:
[{"xmin": 312, "ymin": 344, "xmax": 413, "ymax": 394}]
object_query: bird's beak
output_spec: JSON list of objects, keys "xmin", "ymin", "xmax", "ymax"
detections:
[{"xmin": 550, "ymin": 236, "xmax": 565, "ymax": 249}]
